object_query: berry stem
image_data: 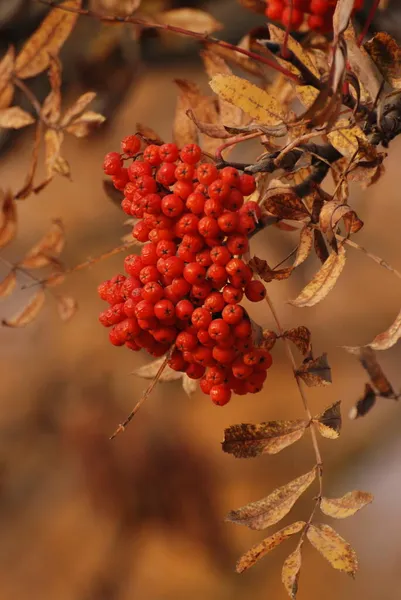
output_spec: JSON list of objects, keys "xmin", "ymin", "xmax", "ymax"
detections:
[
  {"xmin": 37, "ymin": 0, "xmax": 302, "ymax": 83},
  {"xmin": 215, "ymin": 132, "xmax": 264, "ymax": 162}
]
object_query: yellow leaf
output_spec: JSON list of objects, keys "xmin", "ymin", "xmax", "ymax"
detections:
[
  {"xmin": 0, "ymin": 46, "xmax": 15, "ymax": 109},
  {"xmin": 15, "ymin": 0, "xmax": 81, "ymax": 79},
  {"xmin": 293, "ymin": 226, "xmax": 314, "ymax": 268},
  {"xmin": 314, "ymin": 401, "xmax": 342, "ymax": 439},
  {"xmin": 226, "ymin": 468, "xmax": 316, "ymax": 530},
  {"xmin": 236, "ymin": 522, "xmax": 305, "ymax": 573},
  {"xmin": 0, "ymin": 106, "xmax": 35, "ymax": 129},
  {"xmin": 45, "ymin": 129, "xmax": 70, "ymax": 178},
  {"xmin": 61, "ymin": 91, "xmax": 97, "ymax": 127},
  {"xmin": 282, "ymin": 547, "xmax": 302, "ymax": 599},
  {"xmin": 296, "ymin": 353, "xmax": 332, "ymax": 387},
  {"xmin": 320, "ymin": 491, "xmax": 373, "ymax": 519},
  {"xmin": 42, "ymin": 55, "xmax": 62, "ymax": 124},
  {"xmin": 223, "ymin": 420, "xmax": 308, "ymax": 458},
  {"xmin": 367, "ymin": 307, "xmax": 401, "ymax": 351},
  {"xmin": 307, "ymin": 523, "xmax": 358, "ymax": 575},
  {"xmin": 328, "ymin": 120, "xmax": 369, "ymax": 158},
  {"xmin": 0, "ymin": 271, "xmax": 17, "ymax": 298},
  {"xmin": 157, "ymin": 8, "xmax": 222, "ymax": 35},
  {"xmin": 290, "ymin": 246, "xmax": 346, "ymax": 308},
  {"xmin": 2, "ymin": 289, "xmax": 46, "ymax": 327},
  {"xmin": 65, "ymin": 111, "xmax": 106, "ymax": 138},
  {"xmin": 210, "ymin": 74, "xmax": 284, "ymax": 125}
]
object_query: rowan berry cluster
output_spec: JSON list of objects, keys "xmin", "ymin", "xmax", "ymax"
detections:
[
  {"xmin": 265, "ymin": 0, "xmax": 364, "ymax": 32},
  {"xmin": 98, "ymin": 136, "xmax": 273, "ymax": 406}
]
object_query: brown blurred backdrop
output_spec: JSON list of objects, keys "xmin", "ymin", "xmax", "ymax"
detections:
[{"xmin": 1, "ymin": 1, "xmax": 401, "ymax": 599}]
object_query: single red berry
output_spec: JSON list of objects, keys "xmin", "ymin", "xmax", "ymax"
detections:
[
  {"xmin": 156, "ymin": 162, "xmax": 177, "ymax": 186},
  {"xmin": 121, "ymin": 276, "xmax": 141, "ymax": 299},
  {"xmin": 192, "ymin": 345, "xmax": 215, "ymax": 367},
  {"xmin": 153, "ymin": 327, "xmax": 177, "ymax": 345},
  {"xmin": 186, "ymin": 362, "xmax": 206, "ymax": 379},
  {"xmin": 121, "ymin": 197, "xmax": 132, "ymax": 215},
  {"xmin": 281, "ymin": 7, "xmax": 304, "ymax": 30},
  {"xmin": 183, "ymin": 262, "xmax": 206, "ymax": 285},
  {"xmin": 310, "ymin": 0, "xmax": 330, "ymax": 15},
  {"xmin": 156, "ymin": 240, "xmax": 177, "ymax": 258},
  {"xmin": 198, "ymin": 216, "xmax": 220, "ymax": 238},
  {"xmin": 140, "ymin": 243, "xmax": 158, "ymax": 266},
  {"xmin": 224, "ymin": 188, "xmax": 244, "ymax": 211},
  {"xmin": 125, "ymin": 340, "xmax": 141, "ymax": 352},
  {"xmin": 226, "ymin": 258, "xmax": 248, "ymax": 277},
  {"xmin": 115, "ymin": 317, "xmax": 141, "ymax": 341},
  {"xmin": 246, "ymin": 370, "xmax": 267, "ymax": 393},
  {"xmin": 204, "ymin": 291, "xmax": 225, "ymax": 313},
  {"xmin": 220, "ymin": 166, "xmax": 240, "ymax": 187},
  {"xmin": 177, "ymin": 245, "xmax": 196, "ymax": 263},
  {"xmin": 217, "ymin": 211, "xmax": 239, "ymax": 234},
  {"xmin": 142, "ymin": 193, "xmax": 162, "ymax": 215},
  {"xmin": 222, "ymin": 303, "xmax": 244, "ymax": 325},
  {"xmin": 171, "ymin": 277, "xmax": 191, "ymax": 297},
  {"xmin": 235, "ymin": 336, "xmax": 253, "ymax": 353},
  {"xmin": 175, "ymin": 213, "xmax": 199, "ymax": 237},
  {"xmin": 222, "ymin": 285, "xmax": 243, "ymax": 304},
  {"xmin": 245, "ymin": 280, "xmax": 266, "ymax": 302},
  {"xmin": 134, "ymin": 300, "xmax": 155, "ymax": 320},
  {"xmin": 254, "ymin": 349, "xmax": 273, "ymax": 370},
  {"xmin": 175, "ymin": 162, "xmax": 195, "ymax": 181},
  {"xmin": 205, "ymin": 365, "xmax": 227, "ymax": 385},
  {"xmin": 200, "ymin": 376, "xmax": 213, "ymax": 394},
  {"xmin": 174, "ymin": 180, "xmax": 194, "ymax": 200},
  {"xmin": 159, "ymin": 143, "xmax": 179, "ymax": 163},
  {"xmin": 239, "ymin": 173, "xmax": 256, "ymax": 196},
  {"xmin": 154, "ymin": 299, "xmax": 175, "ymax": 320},
  {"xmin": 141, "ymin": 281, "xmax": 164, "ymax": 303},
  {"xmin": 208, "ymin": 179, "xmax": 230, "ymax": 202},
  {"xmin": 191, "ymin": 307, "xmax": 212, "ymax": 329},
  {"xmin": 164, "ymin": 285, "xmax": 181, "ymax": 305},
  {"xmin": 204, "ymin": 198, "xmax": 223, "ymax": 218},
  {"xmin": 176, "ymin": 331, "xmax": 198, "ymax": 352},
  {"xmin": 238, "ymin": 213, "xmax": 257, "ymax": 235},
  {"xmin": 161, "ymin": 193, "xmax": 184, "ymax": 218},
  {"xmin": 180, "ymin": 143, "xmax": 202, "ymax": 164},
  {"xmin": 196, "ymin": 163, "xmax": 218, "ymax": 186},
  {"xmin": 113, "ymin": 168, "xmax": 129, "ymax": 191},
  {"xmin": 210, "ymin": 384, "xmax": 231, "ymax": 406},
  {"xmin": 121, "ymin": 135, "xmax": 141, "ymax": 156},
  {"xmin": 132, "ymin": 221, "xmax": 151, "ymax": 243},
  {"xmin": 196, "ymin": 249, "xmax": 213, "ymax": 267},
  {"xmin": 208, "ymin": 318, "xmax": 231, "ymax": 342},
  {"xmin": 169, "ymin": 349, "xmax": 187, "ymax": 371},
  {"xmin": 162, "ymin": 256, "xmax": 185, "ymax": 278},
  {"xmin": 186, "ymin": 192, "xmax": 205, "ymax": 215},
  {"xmin": 265, "ymin": 0, "xmax": 284, "ymax": 20},
  {"xmin": 103, "ymin": 152, "xmax": 122, "ymax": 176},
  {"xmin": 128, "ymin": 161, "xmax": 152, "ymax": 182},
  {"xmin": 226, "ymin": 235, "xmax": 249, "ymax": 255},
  {"xmin": 139, "ymin": 265, "xmax": 159, "ymax": 285},
  {"xmin": 191, "ymin": 281, "xmax": 212, "ymax": 300},
  {"xmin": 176, "ymin": 299, "xmax": 194, "ymax": 320},
  {"xmin": 206, "ymin": 264, "xmax": 227, "ymax": 288},
  {"xmin": 109, "ymin": 326, "xmax": 124, "ymax": 346},
  {"xmin": 210, "ymin": 246, "xmax": 231, "ymax": 266},
  {"xmin": 124, "ymin": 182, "xmax": 137, "ymax": 200},
  {"xmin": 212, "ymin": 345, "xmax": 237, "ymax": 364},
  {"xmin": 143, "ymin": 144, "xmax": 162, "ymax": 166},
  {"xmin": 232, "ymin": 357, "xmax": 253, "ymax": 380},
  {"xmin": 233, "ymin": 319, "xmax": 252, "ymax": 339}
]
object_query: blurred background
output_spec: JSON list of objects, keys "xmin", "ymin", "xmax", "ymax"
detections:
[{"xmin": 1, "ymin": 1, "xmax": 401, "ymax": 599}]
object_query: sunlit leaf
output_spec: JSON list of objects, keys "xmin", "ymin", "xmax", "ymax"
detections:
[
  {"xmin": 296, "ymin": 353, "xmax": 332, "ymax": 387},
  {"xmin": 134, "ymin": 357, "xmax": 182, "ymax": 382},
  {"xmin": 364, "ymin": 32, "xmax": 401, "ymax": 90},
  {"xmin": 0, "ymin": 271, "xmax": 17, "ymax": 298},
  {"xmin": 65, "ymin": 111, "xmax": 106, "ymax": 138},
  {"xmin": 0, "ymin": 46, "xmax": 15, "ymax": 109},
  {"xmin": 320, "ymin": 491, "xmax": 373, "ymax": 519},
  {"xmin": 2, "ymin": 289, "xmax": 46, "ymax": 327},
  {"xmin": 307, "ymin": 523, "xmax": 358, "ymax": 575},
  {"xmin": 314, "ymin": 400, "xmax": 341, "ymax": 439},
  {"xmin": 283, "ymin": 326, "xmax": 312, "ymax": 355},
  {"xmin": 45, "ymin": 129, "xmax": 70, "ymax": 178},
  {"xmin": 223, "ymin": 420, "xmax": 308, "ymax": 458},
  {"xmin": 282, "ymin": 546, "xmax": 302, "ymax": 599},
  {"xmin": 0, "ymin": 106, "xmax": 35, "ymax": 129},
  {"xmin": 61, "ymin": 91, "xmax": 97, "ymax": 126}
]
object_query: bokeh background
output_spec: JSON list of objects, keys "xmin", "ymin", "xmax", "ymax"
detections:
[{"xmin": 1, "ymin": 1, "xmax": 401, "ymax": 599}]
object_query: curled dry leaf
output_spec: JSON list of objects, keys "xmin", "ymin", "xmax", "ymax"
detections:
[
  {"xmin": 15, "ymin": 0, "xmax": 81, "ymax": 79},
  {"xmin": 0, "ymin": 107, "xmax": 35, "ymax": 129},
  {"xmin": 0, "ymin": 271, "xmax": 17, "ymax": 298},
  {"xmin": 282, "ymin": 546, "xmax": 302, "ymax": 599},
  {"xmin": 236, "ymin": 522, "xmax": 305, "ymax": 574},
  {"xmin": 333, "ymin": 0, "xmax": 355, "ymax": 40},
  {"xmin": 42, "ymin": 55, "xmax": 62, "ymax": 124},
  {"xmin": 293, "ymin": 226, "xmax": 314, "ymax": 268},
  {"xmin": 136, "ymin": 122, "xmax": 164, "ymax": 145},
  {"xmin": 307, "ymin": 523, "xmax": 358, "ymax": 576},
  {"xmin": 0, "ymin": 190, "xmax": 17, "ymax": 249},
  {"xmin": 157, "ymin": 8, "xmax": 223, "ymax": 35},
  {"xmin": 328, "ymin": 121, "xmax": 370, "ymax": 159},
  {"xmin": 134, "ymin": 357, "xmax": 182, "ymax": 382},
  {"xmin": 65, "ymin": 111, "xmax": 106, "ymax": 138},
  {"xmin": 344, "ymin": 22, "xmax": 382, "ymax": 104},
  {"xmin": 314, "ymin": 400, "xmax": 341, "ymax": 439},
  {"xmin": 20, "ymin": 219, "xmax": 65, "ymax": 269},
  {"xmin": 187, "ymin": 109, "xmax": 231, "ymax": 140},
  {"xmin": 320, "ymin": 491, "xmax": 373, "ymax": 519},
  {"xmin": 2, "ymin": 289, "xmax": 46, "ymax": 327},
  {"xmin": 222, "ymin": 420, "xmax": 308, "ymax": 458},
  {"xmin": 61, "ymin": 91, "xmax": 97, "ymax": 127},
  {"xmin": 364, "ymin": 32, "xmax": 401, "ymax": 90},
  {"xmin": 365, "ymin": 307, "xmax": 401, "ymax": 351},
  {"xmin": 260, "ymin": 329, "xmax": 278, "ymax": 351},
  {"xmin": 45, "ymin": 129, "xmax": 70, "ymax": 178},
  {"xmin": 283, "ymin": 326, "xmax": 312, "ymax": 355},
  {"xmin": 0, "ymin": 46, "xmax": 15, "ymax": 109},
  {"xmin": 226, "ymin": 467, "xmax": 316, "ymax": 530},
  {"xmin": 290, "ymin": 246, "xmax": 346, "ymax": 308},
  {"xmin": 56, "ymin": 295, "xmax": 78, "ymax": 322},
  {"xmin": 249, "ymin": 256, "xmax": 292, "ymax": 283},
  {"xmin": 349, "ymin": 383, "xmax": 377, "ymax": 420},
  {"xmin": 344, "ymin": 346, "xmax": 395, "ymax": 398},
  {"xmin": 263, "ymin": 190, "xmax": 309, "ymax": 221},
  {"xmin": 296, "ymin": 353, "xmax": 332, "ymax": 387},
  {"xmin": 319, "ymin": 201, "xmax": 363, "ymax": 249},
  {"xmin": 209, "ymin": 74, "xmax": 284, "ymax": 125}
]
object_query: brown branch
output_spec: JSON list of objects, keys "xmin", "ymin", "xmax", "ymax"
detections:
[{"xmin": 37, "ymin": 0, "xmax": 302, "ymax": 83}]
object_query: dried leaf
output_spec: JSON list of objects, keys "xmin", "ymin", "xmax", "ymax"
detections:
[
  {"xmin": 290, "ymin": 246, "xmax": 346, "ymax": 308},
  {"xmin": 56, "ymin": 295, "xmax": 77, "ymax": 322},
  {"xmin": 296, "ymin": 353, "xmax": 332, "ymax": 387},
  {"xmin": 364, "ymin": 32, "xmax": 401, "ymax": 89},
  {"xmin": 134, "ymin": 357, "xmax": 182, "ymax": 382},
  {"xmin": 264, "ymin": 190, "xmax": 309, "ymax": 221},
  {"xmin": 15, "ymin": 0, "xmax": 81, "ymax": 79},
  {"xmin": 42, "ymin": 54, "xmax": 62, "ymax": 124},
  {"xmin": 314, "ymin": 400, "xmax": 341, "ymax": 439},
  {"xmin": 365, "ymin": 307, "xmax": 401, "ymax": 351},
  {"xmin": 0, "ymin": 46, "xmax": 15, "ymax": 109},
  {"xmin": 328, "ymin": 122, "xmax": 369, "ymax": 159},
  {"xmin": 136, "ymin": 122, "xmax": 164, "ymax": 145},
  {"xmin": 187, "ymin": 108, "xmax": 230, "ymax": 140},
  {"xmin": 182, "ymin": 374, "xmax": 197, "ymax": 397},
  {"xmin": 307, "ymin": 523, "xmax": 358, "ymax": 575},
  {"xmin": 333, "ymin": 0, "xmax": 354, "ymax": 40},
  {"xmin": 249, "ymin": 256, "xmax": 292, "ymax": 283},
  {"xmin": 349, "ymin": 383, "xmax": 377, "ymax": 419},
  {"xmin": 226, "ymin": 468, "xmax": 316, "ymax": 530},
  {"xmin": 0, "ymin": 106, "xmax": 35, "ymax": 129},
  {"xmin": 344, "ymin": 23, "xmax": 382, "ymax": 104},
  {"xmin": 157, "ymin": 9, "xmax": 222, "ymax": 35},
  {"xmin": 320, "ymin": 491, "xmax": 373, "ymax": 519},
  {"xmin": 314, "ymin": 229, "xmax": 329, "ymax": 264},
  {"xmin": 223, "ymin": 420, "xmax": 308, "ymax": 458},
  {"xmin": 65, "ymin": 110, "xmax": 105, "ymax": 138},
  {"xmin": 293, "ymin": 226, "xmax": 314, "ymax": 268},
  {"xmin": 45, "ymin": 129, "xmax": 70, "ymax": 178},
  {"xmin": 0, "ymin": 271, "xmax": 17, "ymax": 298},
  {"xmin": 282, "ymin": 547, "xmax": 302, "ymax": 599},
  {"xmin": 260, "ymin": 329, "xmax": 278, "ymax": 351},
  {"xmin": 283, "ymin": 326, "xmax": 312, "ymax": 355},
  {"xmin": 61, "ymin": 91, "xmax": 97, "ymax": 127},
  {"xmin": 0, "ymin": 190, "xmax": 17, "ymax": 249},
  {"xmin": 210, "ymin": 74, "xmax": 284, "ymax": 125},
  {"xmin": 319, "ymin": 201, "xmax": 363, "ymax": 248},
  {"xmin": 173, "ymin": 79, "xmax": 200, "ymax": 147},
  {"xmin": 20, "ymin": 219, "xmax": 65, "ymax": 269},
  {"xmin": 2, "ymin": 289, "xmax": 46, "ymax": 327},
  {"xmin": 344, "ymin": 346, "xmax": 395, "ymax": 397},
  {"xmin": 236, "ymin": 522, "xmax": 305, "ymax": 574}
]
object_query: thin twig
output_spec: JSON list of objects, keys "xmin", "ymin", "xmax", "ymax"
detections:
[
  {"xmin": 215, "ymin": 131, "xmax": 263, "ymax": 162},
  {"xmin": 37, "ymin": 0, "xmax": 301, "ymax": 83}
]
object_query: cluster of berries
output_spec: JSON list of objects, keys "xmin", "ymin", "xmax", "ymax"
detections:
[
  {"xmin": 265, "ymin": 0, "xmax": 364, "ymax": 33},
  {"xmin": 98, "ymin": 136, "xmax": 273, "ymax": 406}
]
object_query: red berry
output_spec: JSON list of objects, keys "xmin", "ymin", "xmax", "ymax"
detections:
[
  {"xmin": 175, "ymin": 162, "xmax": 195, "ymax": 181},
  {"xmin": 142, "ymin": 281, "xmax": 164, "ymax": 303},
  {"xmin": 233, "ymin": 319, "xmax": 252, "ymax": 338},
  {"xmin": 217, "ymin": 211, "xmax": 239, "ymax": 234},
  {"xmin": 186, "ymin": 362, "xmax": 206, "ymax": 379},
  {"xmin": 226, "ymin": 258, "xmax": 248, "ymax": 277},
  {"xmin": 159, "ymin": 143, "xmax": 179, "ymax": 163},
  {"xmin": 180, "ymin": 143, "xmax": 202, "ymax": 164},
  {"xmin": 205, "ymin": 365, "xmax": 227, "ymax": 385},
  {"xmin": 139, "ymin": 265, "xmax": 159, "ymax": 284},
  {"xmin": 121, "ymin": 135, "xmax": 141, "ymax": 156},
  {"xmin": 113, "ymin": 168, "xmax": 129, "ymax": 191},
  {"xmin": 191, "ymin": 307, "xmax": 212, "ymax": 330},
  {"xmin": 186, "ymin": 192, "xmax": 205, "ymax": 215},
  {"xmin": 223, "ymin": 285, "xmax": 243, "ymax": 304},
  {"xmin": 143, "ymin": 144, "xmax": 162, "ymax": 166},
  {"xmin": 191, "ymin": 281, "xmax": 212, "ymax": 300},
  {"xmin": 193, "ymin": 345, "xmax": 215, "ymax": 367},
  {"xmin": 220, "ymin": 166, "xmax": 240, "ymax": 187},
  {"xmin": 210, "ymin": 384, "xmax": 231, "ymax": 406},
  {"xmin": 153, "ymin": 327, "xmax": 177, "ymax": 345},
  {"xmin": 281, "ymin": 7, "xmax": 304, "ymax": 30},
  {"xmin": 176, "ymin": 331, "xmax": 198, "ymax": 351},
  {"xmin": 121, "ymin": 197, "xmax": 132, "ymax": 215},
  {"xmin": 171, "ymin": 277, "xmax": 191, "ymax": 297},
  {"xmin": 133, "ymin": 221, "xmax": 151, "ymax": 242},
  {"xmin": 200, "ymin": 377, "xmax": 213, "ymax": 394},
  {"xmin": 208, "ymin": 179, "xmax": 230, "ymax": 202},
  {"xmin": 142, "ymin": 193, "xmax": 162, "ymax": 214},
  {"xmin": 140, "ymin": 243, "xmax": 158, "ymax": 265},
  {"xmin": 173, "ymin": 180, "xmax": 194, "ymax": 200},
  {"xmin": 183, "ymin": 262, "xmax": 206, "ymax": 285},
  {"xmin": 212, "ymin": 345, "xmax": 237, "ymax": 364},
  {"xmin": 161, "ymin": 194, "xmax": 184, "ymax": 218},
  {"xmin": 128, "ymin": 161, "xmax": 152, "ymax": 182},
  {"xmin": 238, "ymin": 213, "xmax": 257, "ymax": 235},
  {"xmin": 197, "ymin": 328, "xmax": 214, "ymax": 347},
  {"xmin": 204, "ymin": 291, "xmax": 225, "ymax": 313},
  {"xmin": 222, "ymin": 303, "xmax": 244, "ymax": 325},
  {"xmin": 226, "ymin": 235, "xmax": 249, "ymax": 255},
  {"xmin": 245, "ymin": 280, "xmax": 266, "ymax": 302},
  {"xmin": 208, "ymin": 318, "xmax": 231, "ymax": 342},
  {"xmin": 206, "ymin": 264, "xmax": 227, "ymax": 288},
  {"xmin": 176, "ymin": 299, "xmax": 194, "ymax": 320},
  {"xmin": 265, "ymin": 0, "xmax": 284, "ymax": 20},
  {"xmin": 156, "ymin": 240, "xmax": 176, "ymax": 258},
  {"xmin": 154, "ymin": 299, "xmax": 175, "ymax": 320},
  {"xmin": 175, "ymin": 213, "xmax": 199, "ymax": 237},
  {"xmin": 239, "ymin": 173, "xmax": 256, "ymax": 196},
  {"xmin": 198, "ymin": 216, "xmax": 220, "ymax": 238},
  {"xmin": 310, "ymin": 0, "xmax": 330, "ymax": 15},
  {"xmin": 103, "ymin": 152, "xmax": 122, "ymax": 176},
  {"xmin": 210, "ymin": 246, "xmax": 231, "ymax": 266},
  {"xmin": 232, "ymin": 357, "xmax": 253, "ymax": 380},
  {"xmin": 157, "ymin": 162, "xmax": 177, "ymax": 186},
  {"xmin": 196, "ymin": 249, "xmax": 213, "ymax": 267},
  {"xmin": 109, "ymin": 327, "xmax": 124, "ymax": 346},
  {"xmin": 169, "ymin": 349, "xmax": 187, "ymax": 371},
  {"xmin": 196, "ymin": 163, "xmax": 218, "ymax": 186},
  {"xmin": 224, "ymin": 188, "xmax": 244, "ymax": 211},
  {"xmin": 204, "ymin": 198, "xmax": 223, "ymax": 218}
]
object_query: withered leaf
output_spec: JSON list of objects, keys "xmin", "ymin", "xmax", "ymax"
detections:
[
  {"xmin": 136, "ymin": 122, "xmax": 164, "ymax": 145},
  {"xmin": 314, "ymin": 400, "xmax": 341, "ymax": 439},
  {"xmin": 0, "ymin": 107, "xmax": 35, "ymax": 129},
  {"xmin": 222, "ymin": 420, "xmax": 308, "ymax": 458},
  {"xmin": 349, "ymin": 383, "xmax": 377, "ymax": 420},
  {"xmin": 65, "ymin": 111, "xmax": 105, "ymax": 138},
  {"xmin": 344, "ymin": 22, "xmax": 382, "ymax": 104},
  {"xmin": 282, "ymin": 546, "xmax": 302, "ymax": 599},
  {"xmin": 20, "ymin": 219, "xmax": 65, "ymax": 269},
  {"xmin": 293, "ymin": 226, "xmax": 314, "ymax": 268},
  {"xmin": 0, "ymin": 46, "xmax": 15, "ymax": 109},
  {"xmin": 0, "ymin": 190, "xmax": 17, "ymax": 249},
  {"xmin": 290, "ymin": 246, "xmax": 346, "ymax": 308},
  {"xmin": 314, "ymin": 229, "xmax": 329, "ymax": 264},
  {"xmin": 333, "ymin": 0, "xmax": 355, "ymax": 40},
  {"xmin": 307, "ymin": 523, "xmax": 358, "ymax": 576},
  {"xmin": 365, "ymin": 307, "xmax": 401, "ymax": 352},
  {"xmin": 263, "ymin": 190, "xmax": 309, "ymax": 221},
  {"xmin": 61, "ymin": 91, "xmax": 97, "ymax": 127},
  {"xmin": 344, "ymin": 346, "xmax": 395, "ymax": 398},
  {"xmin": 210, "ymin": 74, "xmax": 284, "ymax": 125},
  {"xmin": 157, "ymin": 8, "xmax": 222, "ymax": 35},
  {"xmin": 236, "ymin": 522, "xmax": 305, "ymax": 574},
  {"xmin": 364, "ymin": 32, "xmax": 401, "ymax": 89},
  {"xmin": 320, "ymin": 491, "xmax": 373, "ymax": 519},
  {"xmin": 328, "ymin": 121, "xmax": 369, "ymax": 159},
  {"xmin": 56, "ymin": 295, "xmax": 77, "ymax": 322},
  {"xmin": 260, "ymin": 329, "xmax": 278, "ymax": 351},
  {"xmin": 42, "ymin": 54, "xmax": 62, "ymax": 124},
  {"xmin": 2, "ymin": 289, "xmax": 46, "ymax": 327},
  {"xmin": 45, "ymin": 129, "xmax": 70, "ymax": 178},
  {"xmin": 226, "ymin": 467, "xmax": 316, "ymax": 530},
  {"xmin": 187, "ymin": 109, "xmax": 230, "ymax": 140},
  {"xmin": 319, "ymin": 201, "xmax": 363, "ymax": 248},
  {"xmin": 249, "ymin": 256, "xmax": 292, "ymax": 283},
  {"xmin": 296, "ymin": 353, "xmax": 332, "ymax": 387},
  {"xmin": 134, "ymin": 357, "xmax": 181, "ymax": 383},
  {"xmin": 15, "ymin": 0, "xmax": 81, "ymax": 79},
  {"xmin": 283, "ymin": 326, "xmax": 312, "ymax": 355},
  {"xmin": 0, "ymin": 271, "xmax": 17, "ymax": 298}
]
